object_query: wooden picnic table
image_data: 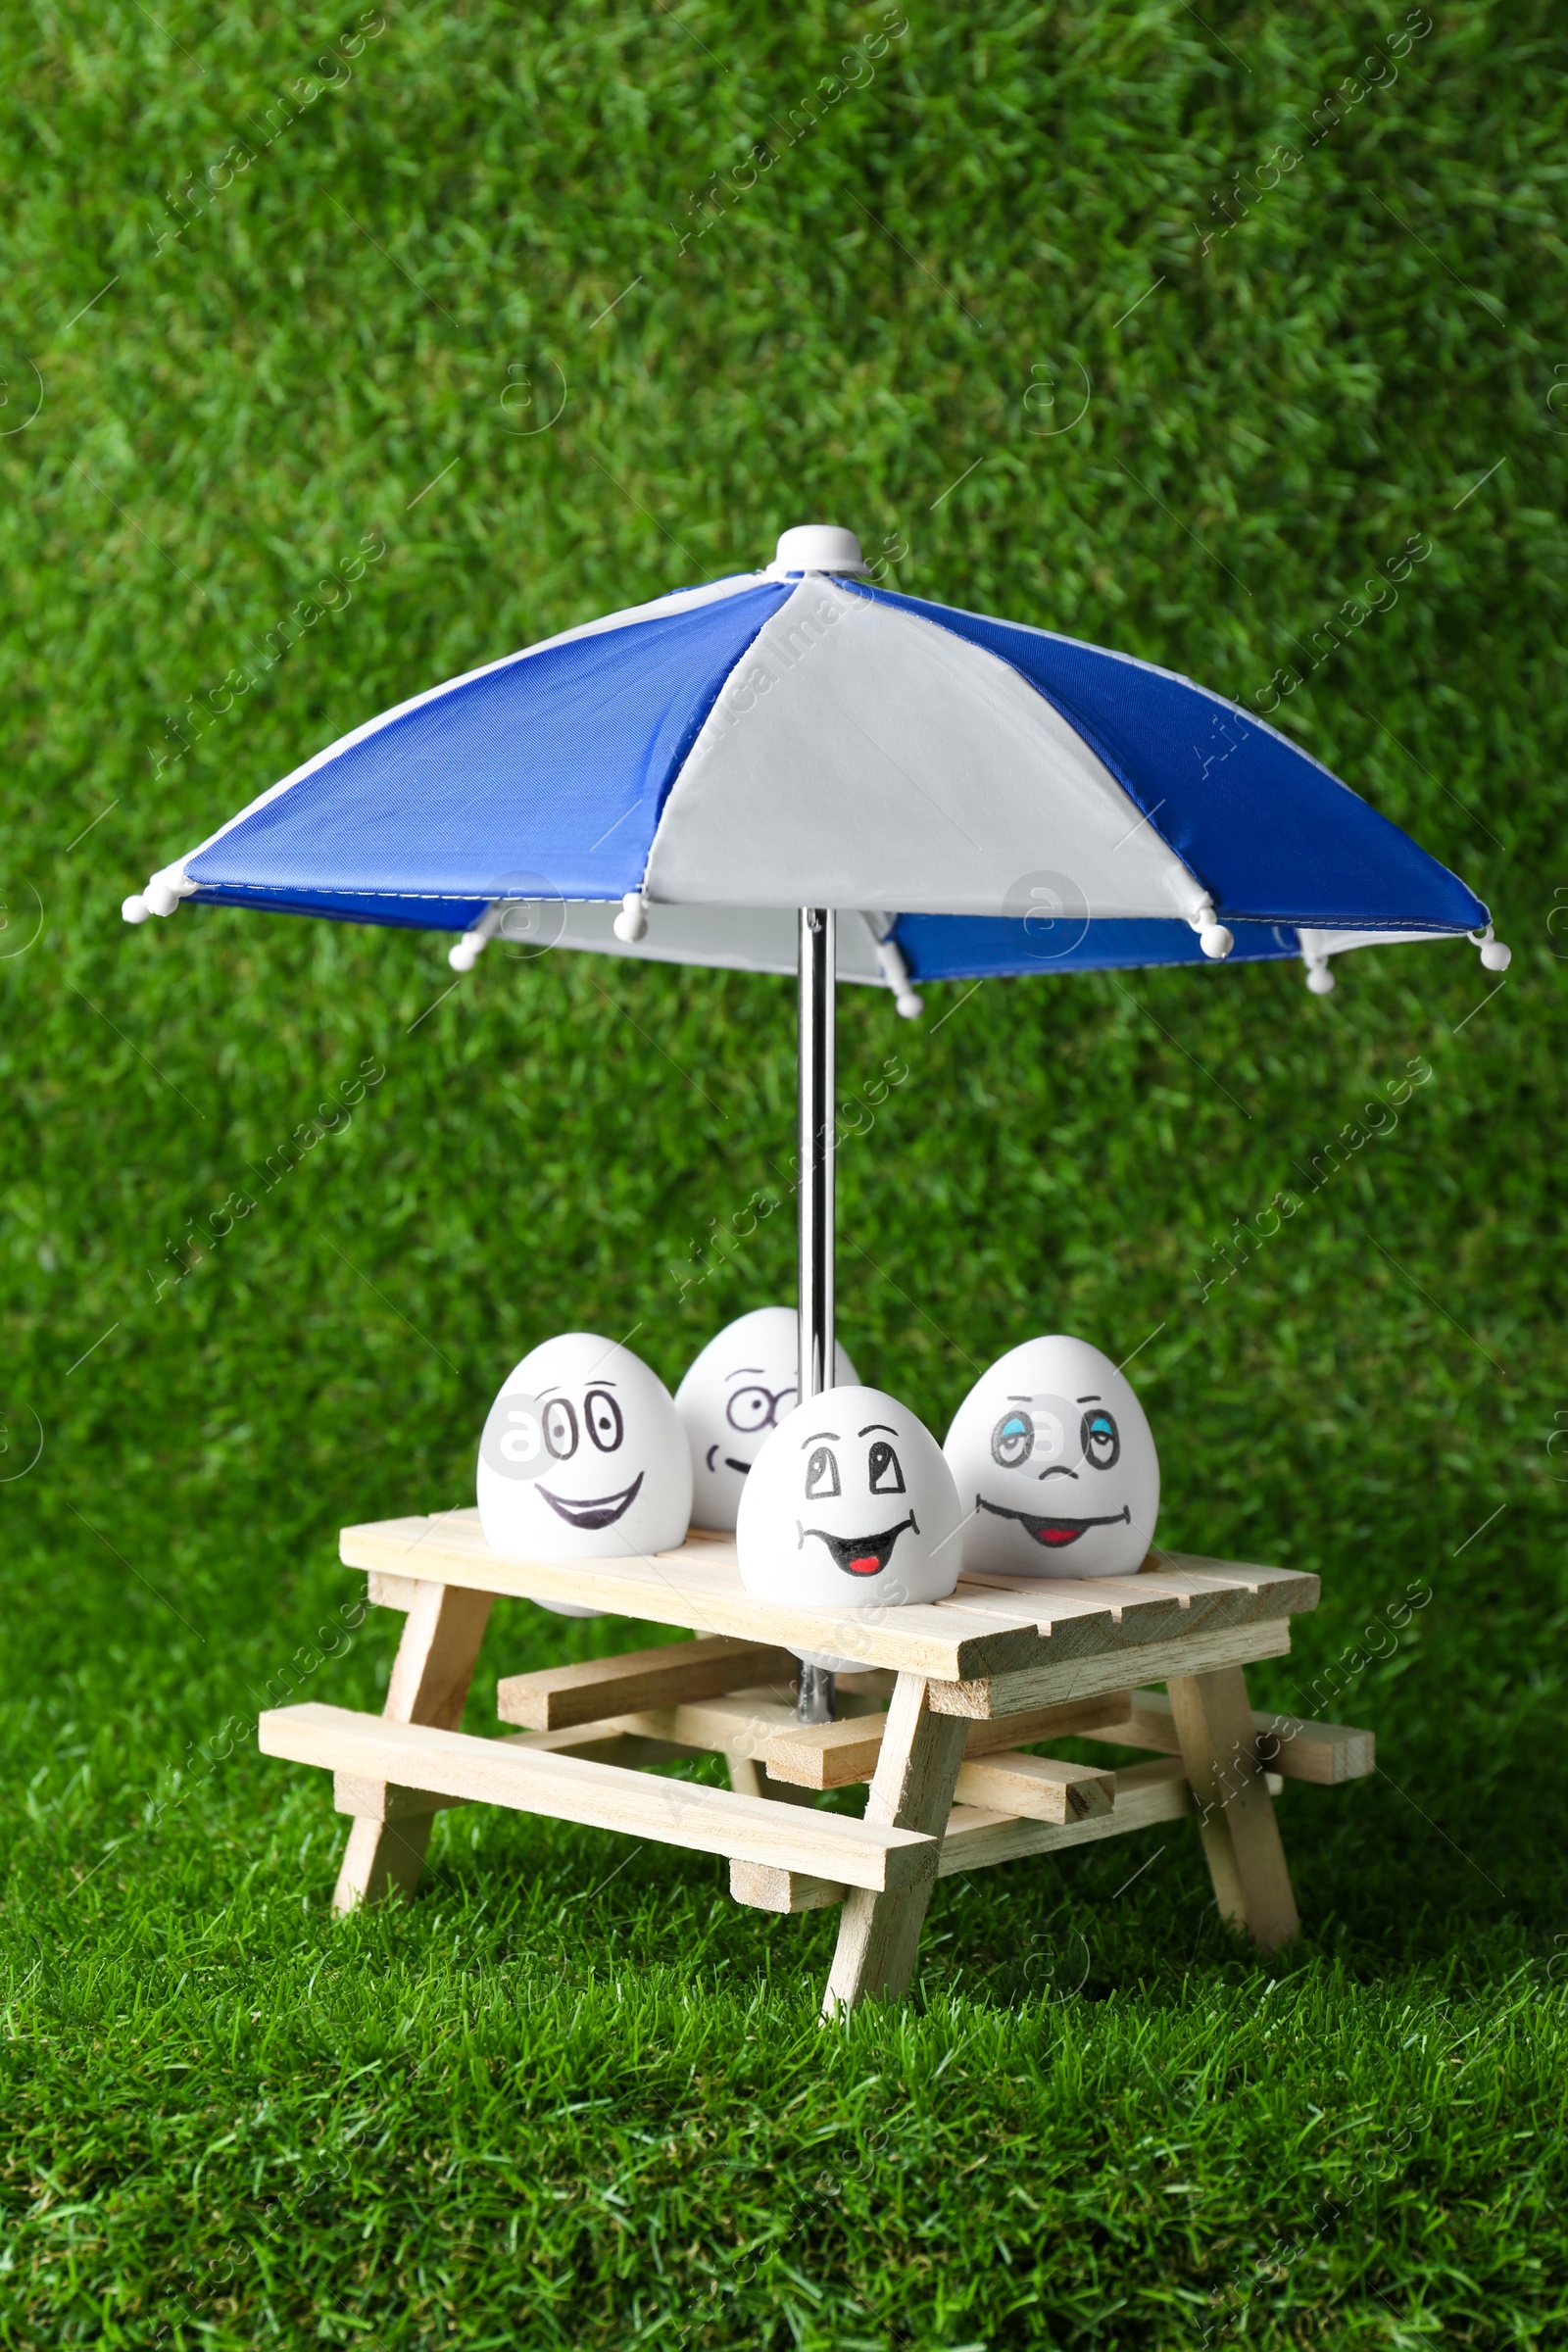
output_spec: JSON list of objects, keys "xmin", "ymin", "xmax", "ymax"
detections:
[{"xmin": 260, "ymin": 1513, "xmax": 1372, "ymax": 2014}]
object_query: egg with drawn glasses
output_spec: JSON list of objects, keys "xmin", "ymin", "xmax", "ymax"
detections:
[{"xmin": 674, "ymin": 1305, "xmax": 859, "ymax": 1532}]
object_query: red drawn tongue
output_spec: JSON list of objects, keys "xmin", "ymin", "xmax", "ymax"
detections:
[
  {"xmin": 850, "ymin": 1553, "xmax": 879, "ymax": 1573},
  {"xmin": 1036, "ymin": 1524, "xmax": 1082, "ymax": 1546}
]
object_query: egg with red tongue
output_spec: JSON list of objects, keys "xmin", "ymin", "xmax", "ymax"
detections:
[
  {"xmin": 943, "ymin": 1334, "xmax": 1158, "ymax": 1579},
  {"xmin": 737, "ymin": 1384, "xmax": 962, "ymax": 1618}
]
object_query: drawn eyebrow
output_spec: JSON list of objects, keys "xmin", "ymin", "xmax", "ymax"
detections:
[
  {"xmin": 1077, "ymin": 1395, "xmax": 1102, "ymax": 1403},
  {"xmin": 858, "ymin": 1423, "xmax": 898, "ymax": 1437},
  {"xmin": 800, "ymin": 1430, "xmax": 842, "ymax": 1446},
  {"xmin": 1005, "ymin": 1394, "xmax": 1032, "ymax": 1402},
  {"xmin": 725, "ymin": 1366, "xmax": 766, "ymax": 1378},
  {"xmin": 535, "ymin": 1386, "xmax": 560, "ymax": 1399},
  {"xmin": 586, "ymin": 1379, "xmax": 617, "ymax": 1387}
]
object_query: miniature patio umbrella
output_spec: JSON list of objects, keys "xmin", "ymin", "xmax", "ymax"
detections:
[{"xmin": 123, "ymin": 522, "xmax": 1507, "ymax": 1712}]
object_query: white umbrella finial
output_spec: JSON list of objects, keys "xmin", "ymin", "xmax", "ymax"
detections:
[{"xmin": 771, "ymin": 524, "xmax": 866, "ymax": 574}]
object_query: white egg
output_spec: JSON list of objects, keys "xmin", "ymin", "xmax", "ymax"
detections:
[
  {"xmin": 737, "ymin": 1385, "xmax": 962, "ymax": 1621},
  {"xmin": 674, "ymin": 1305, "xmax": 859, "ymax": 1532},
  {"xmin": 943, "ymin": 1335, "xmax": 1159, "ymax": 1579},
  {"xmin": 477, "ymin": 1332, "xmax": 693, "ymax": 1614}
]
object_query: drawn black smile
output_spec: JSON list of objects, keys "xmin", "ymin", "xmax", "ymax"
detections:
[
  {"xmin": 799, "ymin": 1512, "xmax": 917, "ymax": 1577},
  {"xmin": 539, "ymin": 1473, "xmax": 645, "ymax": 1531},
  {"xmin": 975, "ymin": 1495, "xmax": 1130, "ymax": 1550}
]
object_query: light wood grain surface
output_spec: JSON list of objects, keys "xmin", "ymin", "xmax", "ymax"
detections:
[
  {"xmin": 264, "ymin": 1701, "xmax": 941, "ymax": 1893},
  {"xmin": 341, "ymin": 1510, "xmax": 1317, "ymax": 1684}
]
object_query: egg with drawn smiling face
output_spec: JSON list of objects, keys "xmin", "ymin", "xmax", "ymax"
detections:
[
  {"xmin": 674, "ymin": 1306, "xmax": 859, "ymax": 1532},
  {"xmin": 737, "ymin": 1384, "xmax": 962, "ymax": 1609},
  {"xmin": 944, "ymin": 1335, "xmax": 1159, "ymax": 1579},
  {"xmin": 476, "ymin": 1334, "xmax": 692, "ymax": 1612}
]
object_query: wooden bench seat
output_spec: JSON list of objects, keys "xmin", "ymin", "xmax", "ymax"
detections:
[{"xmin": 260, "ymin": 1700, "xmax": 940, "ymax": 1893}]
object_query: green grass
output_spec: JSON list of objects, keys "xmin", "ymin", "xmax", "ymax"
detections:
[{"xmin": 3, "ymin": 0, "xmax": 1568, "ymax": 2341}]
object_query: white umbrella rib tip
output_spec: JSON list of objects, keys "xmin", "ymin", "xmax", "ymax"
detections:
[
  {"xmin": 873, "ymin": 926, "xmax": 923, "ymax": 1018},
  {"xmin": 1189, "ymin": 899, "xmax": 1235, "ymax": 959},
  {"xmin": 122, "ymin": 865, "xmax": 194, "ymax": 923},
  {"xmin": 612, "ymin": 891, "xmax": 649, "ymax": 943},
  {"xmin": 448, "ymin": 900, "xmax": 510, "ymax": 971},
  {"xmin": 1299, "ymin": 935, "xmax": 1337, "ymax": 994}
]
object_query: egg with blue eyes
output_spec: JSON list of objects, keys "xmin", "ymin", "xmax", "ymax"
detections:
[
  {"xmin": 737, "ymin": 1384, "xmax": 962, "ymax": 1615},
  {"xmin": 674, "ymin": 1305, "xmax": 860, "ymax": 1532},
  {"xmin": 943, "ymin": 1335, "xmax": 1159, "ymax": 1578}
]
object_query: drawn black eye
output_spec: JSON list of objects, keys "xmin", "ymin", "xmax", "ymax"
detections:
[
  {"xmin": 726, "ymin": 1384, "xmax": 775, "ymax": 1434},
  {"xmin": 805, "ymin": 1446, "xmax": 840, "ymax": 1499},
  {"xmin": 543, "ymin": 1398, "xmax": 579, "ymax": 1460},
  {"xmin": 868, "ymin": 1442, "xmax": 905, "ymax": 1495},
  {"xmin": 991, "ymin": 1409, "xmax": 1034, "ymax": 1470},
  {"xmin": 1082, "ymin": 1409, "xmax": 1120, "ymax": 1470},
  {"xmin": 585, "ymin": 1390, "xmax": 623, "ymax": 1452}
]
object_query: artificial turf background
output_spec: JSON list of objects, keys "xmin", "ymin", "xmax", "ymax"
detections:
[{"xmin": 3, "ymin": 1, "xmax": 1567, "ymax": 2343}]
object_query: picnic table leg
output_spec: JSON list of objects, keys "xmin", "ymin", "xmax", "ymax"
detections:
[
  {"xmin": 332, "ymin": 1581, "xmax": 494, "ymax": 1914},
  {"xmin": 821, "ymin": 1673, "xmax": 967, "ymax": 2017},
  {"xmin": 1167, "ymin": 1663, "xmax": 1299, "ymax": 1951}
]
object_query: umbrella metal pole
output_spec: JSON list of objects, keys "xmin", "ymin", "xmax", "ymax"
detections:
[{"xmin": 796, "ymin": 906, "xmax": 837, "ymax": 1727}]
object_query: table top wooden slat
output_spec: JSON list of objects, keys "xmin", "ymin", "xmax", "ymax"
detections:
[{"xmin": 341, "ymin": 1510, "xmax": 1319, "ymax": 1682}]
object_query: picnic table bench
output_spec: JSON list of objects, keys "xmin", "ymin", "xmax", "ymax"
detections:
[{"xmin": 260, "ymin": 1513, "xmax": 1372, "ymax": 2013}]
